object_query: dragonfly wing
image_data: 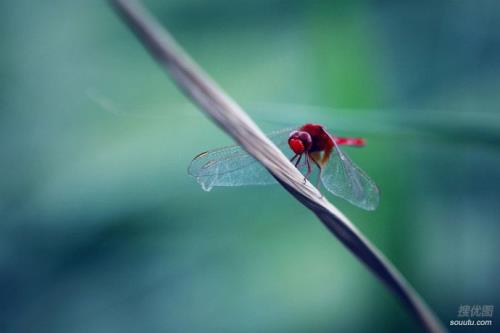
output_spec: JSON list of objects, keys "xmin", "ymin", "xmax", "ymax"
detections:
[
  {"xmin": 320, "ymin": 142, "xmax": 380, "ymax": 210},
  {"xmin": 188, "ymin": 128, "xmax": 295, "ymax": 191},
  {"xmin": 188, "ymin": 147, "xmax": 275, "ymax": 191}
]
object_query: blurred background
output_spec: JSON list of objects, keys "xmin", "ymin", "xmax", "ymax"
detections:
[{"xmin": 1, "ymin": 0, "xmax": 500, "ymax": 332}]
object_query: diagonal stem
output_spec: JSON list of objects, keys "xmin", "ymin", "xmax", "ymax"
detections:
[{"xmin": 109, "ymin": 1, "xmax": 446, "ymax": 332}]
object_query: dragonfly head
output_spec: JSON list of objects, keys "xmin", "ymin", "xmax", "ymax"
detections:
[{"xmin": 288, "ymin": 130, "xmax": 312, "ymax": 154}]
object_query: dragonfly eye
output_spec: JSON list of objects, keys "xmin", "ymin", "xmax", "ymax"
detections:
[
  {"xmin": 289, "ymin": 138, "xmax": 305, "ymax": 154},
  {"xmin": 288, "ymin": 131, "xmax": 312, "ymax": 154}
]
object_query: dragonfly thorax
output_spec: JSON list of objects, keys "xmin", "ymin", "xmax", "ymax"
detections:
[{"xmin": 288, "ymin": 130, "xmax": 312, "ymax": 154}]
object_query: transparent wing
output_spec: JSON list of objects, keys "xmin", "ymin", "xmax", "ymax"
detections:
[
  {"xmin": 188, "ymin": 128, "xmax": 295, "ymax": 191},
  {"xmin": 320, "ymin": 141, "xmax": 380, "ymax": 210}
]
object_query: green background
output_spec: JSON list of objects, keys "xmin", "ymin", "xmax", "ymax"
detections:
[{"xmin": 1, "ymin": 0, "xmax": 499, "ymax": 332}]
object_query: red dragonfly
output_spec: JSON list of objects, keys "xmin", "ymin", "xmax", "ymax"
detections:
[{"xmin": 189, "ymin": 124, "xmax": 379, "ymax": 210}]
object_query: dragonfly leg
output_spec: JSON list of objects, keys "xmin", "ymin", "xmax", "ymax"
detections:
[
  {"xmin": 317, "ymin": 168, "xmax": 323, "ymax": 196},
  {"xmin": 294, "ymin": 154, "xmax": 302, "ymax": 167},
  {"xmin": 309, "ymin": 154, "xmax": 322, "ymax": 190},
  {"xmin": 303, "ymin": 155, "xmax": 312, "ymax": 184},
  {"xmin": 307, "ymin": 152, "xmax": 322, "ymax": 188},
  {"xmin": 290, "ymin": 154, "xmax": 298, "ymax": 164}
]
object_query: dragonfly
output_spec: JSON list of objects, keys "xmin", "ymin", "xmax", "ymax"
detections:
[{"xmin": 188, "ymin": 123, "xmax": 380, "ymax": 210}]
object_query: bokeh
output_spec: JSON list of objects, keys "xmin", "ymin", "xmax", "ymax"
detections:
[{"xmin": 1, "ymin": 0, "xmax": 499, "ymax": 332}]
